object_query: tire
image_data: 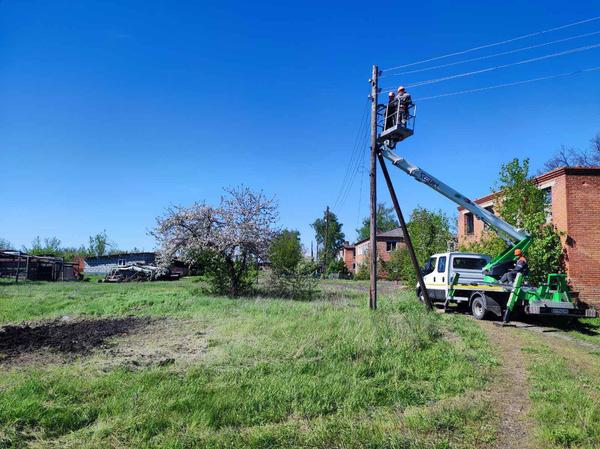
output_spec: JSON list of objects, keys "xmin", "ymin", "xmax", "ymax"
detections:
[{"xmin": 471, "ymin": 295, "xmax": 487, "ymax": 320}]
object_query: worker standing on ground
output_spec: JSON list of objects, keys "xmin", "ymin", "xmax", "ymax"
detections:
[
  {"xmin": 397, "ymin": 86, "xmax": 412, "ymax": 127},
  {"xmin": 384, "ymin": 91, "xmax": 397, "ymax": 130},
  {"xmin": 500, "ymin": 249, "xmax": 529, "ymax": 284}
]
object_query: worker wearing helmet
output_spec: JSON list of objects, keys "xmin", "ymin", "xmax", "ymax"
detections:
[
  {"xmin": 396, "ymin": 86, "xmax": 413, "ymax": 127},
  {"xmin": 384, "ymin": 91, "xmax": 397, "ymax": 130},
  {"xmin": 500, "ymin": 249, "xmax": 529, "ymax": 285}
]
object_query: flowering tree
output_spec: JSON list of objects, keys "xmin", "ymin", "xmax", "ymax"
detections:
[{"xmin": 152, "ymin": 186, "xmax": 278, "ymax": 296}]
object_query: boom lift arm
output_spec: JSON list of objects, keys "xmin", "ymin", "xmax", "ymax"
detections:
[{"xmin": 379, "ymin": 147, "xmax": 531, "ymax": 280}]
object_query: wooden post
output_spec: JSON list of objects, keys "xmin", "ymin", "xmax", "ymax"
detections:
[
  {"xmin": 25, "ymin": 256, "xmax": 30, "ymax": 281},
  {"xmin": 324, "ymin": 205, "xmax": 330, "ymax": 277},
  {"xmin": 377, "ymin": 153, "xmax": 434, "ymax": 311},
  {"xmin": 369, "ymin": 65, "xmax": 379, "ymax": 309},
  {"xmin": 15, "ymin": 252, "xmax": 21, "ymax": 283}
]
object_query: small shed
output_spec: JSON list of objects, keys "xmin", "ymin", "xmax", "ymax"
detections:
[
  {"xmin": 84, "ymin": 252, "xmax": 157, "ymax": 275},
  {"xmin": 0, "ymin": 250, "xmax": 82, "ymax": 282}
]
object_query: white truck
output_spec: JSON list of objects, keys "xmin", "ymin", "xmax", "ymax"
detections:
[{"xmin": 419, "ymin": 252, "xmax": 490, "ymax": 302}]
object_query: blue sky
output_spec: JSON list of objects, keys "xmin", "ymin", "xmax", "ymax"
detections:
[{"xmin": 1, "ymin": 1, "xmax": 599, "ymax": 252}]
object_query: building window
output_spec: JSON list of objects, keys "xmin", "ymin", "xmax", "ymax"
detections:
[
  {"xmin": 542, "ymin": 187, "xmax": 553, "ymax": 223},
  {"xmin": 117, "ymin": 259, "xmax": 126, "ymax": 266},
  {"xmin": 483, "ymin": 206, "xmax": 494, "ymax": 230},
  {"xmin": 386, "ymin": 241, "xmax": 397, "ymax": 252},
  {"xmin": 464, "ymin": 213, "xmax": 474, "ymax": 235}
]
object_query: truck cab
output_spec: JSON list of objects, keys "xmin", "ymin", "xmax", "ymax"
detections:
[{"xmin": 418, "ymin": 252, "xmax": 491, "ymax": 303}]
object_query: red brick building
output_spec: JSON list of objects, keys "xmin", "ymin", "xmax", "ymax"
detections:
[
  {"xmin": 457, "ymin": 167, "xmax": 600, "ymax": 305},
  {"xmin": 341, "ymin": 228, "xmax": 405, "ymax": 276}
]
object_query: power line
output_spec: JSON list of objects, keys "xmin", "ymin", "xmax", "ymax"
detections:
[
  {"xmin": 380, "ymin": 42, "xmax": 600, "ymax": 90},
  {"xmin": 382, "ymin": 30, "xmax": 600, "ymax": 78},
  {"xmin": 337, "ymin": 103, "xmax": 369, "ymax": 209},
  {"xmin": 382, "ymin": 15, "xmax": 600, "ymax": 72},
  {"xmin": 415, "ymin": 65, "xmax": 600, "ymax": 101},
  {"xmin": 337, "ymin": 109, "xmax": 370, "ymax": 210},
  {"xmin": 333, "ymin": 99, "xmax": 369, "ymax": 210}
]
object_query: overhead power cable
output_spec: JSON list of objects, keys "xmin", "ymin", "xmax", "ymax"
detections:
[
  {"xmin": 382, "ymin": 30, "xmax": 600, "ymax": 77},
  {"xmin": 382, "ymin": 15, "xmax": 600, "ymax": 72},
  {"xmin": 333, "ymin": 99, "xmax": 369, "ymax": 210},
  {"xmin": 415, "ymin": 65, "xmax": 600, "ymax": 101},
  {"xmin": 379, "ymin": 42, "xmax": 600, "ymax": 91},
  {"xmin": 337, "ymin": 109, "xmax": 370, "ymax": 210}
]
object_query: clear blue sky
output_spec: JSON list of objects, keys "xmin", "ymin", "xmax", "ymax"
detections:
[{"xmin": 1, "ymin": 1, "xmax": 599, "ymax": 252}]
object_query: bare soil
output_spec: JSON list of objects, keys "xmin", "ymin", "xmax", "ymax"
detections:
[{"xmin": 0, "ymin": 316, "xmax": 209, "ymax": 369}]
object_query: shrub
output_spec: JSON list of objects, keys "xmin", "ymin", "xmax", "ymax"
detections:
[{"xmin": 266, "ymin": 260, "xmax": 318, "ymax": 301}]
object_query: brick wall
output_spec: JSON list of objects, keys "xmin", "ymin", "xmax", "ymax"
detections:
[
  {"xmin": 455, "ymin": 168, "xmax": 600, "ymax": 306},
  {"xmin": 350, "ymin": 239, "xmax": 405, "ymax": 278},
  {"xmin": 342, "ymin": 246, "xmax": 356, "ymax": 273},
  {"xmin": 563, "ymin": 174, "xmax": 600, "ymax": 304}
]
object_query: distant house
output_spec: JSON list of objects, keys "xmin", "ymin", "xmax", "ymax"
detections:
[
  {"xmin": 340, "ymin": 228, "xmax": 405, "ymax": 276},
  {"xmin": 84, "ymin": 252, "xmax": 157, "ymax": 275}
]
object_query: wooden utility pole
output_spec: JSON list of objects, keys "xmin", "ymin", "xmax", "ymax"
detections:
[
  {"xmin": 377, "ymin": 153, "xmax": 434, "ymax": 310},
  {"xmin": 324, "ymin": 205, "xmax": 330, "ymax": 277},
  {"xmin": 369, "ymin": 65, "xmax": 379, "ymax": 310}
]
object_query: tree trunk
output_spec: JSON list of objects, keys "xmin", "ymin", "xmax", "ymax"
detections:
[{"xmin": 224, "ymin": 257, "xmax": 239, "ymax": 297}]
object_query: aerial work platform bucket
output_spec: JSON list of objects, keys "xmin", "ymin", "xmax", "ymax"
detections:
[{"xmin": 378, "ymin": 103, "xmax": 416, "ymax": 148}]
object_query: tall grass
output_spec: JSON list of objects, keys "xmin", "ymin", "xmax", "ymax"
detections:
[
  {"xmin": 0, "ymin": 279, "xmax": 496, "ymax": 448},
  {"xmin": 524, "ymin": 342, "xmax": 600, "ymax": 448}
]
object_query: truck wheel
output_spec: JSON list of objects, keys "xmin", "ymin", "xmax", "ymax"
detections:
[
  {"xmin": 416, "ymin": 288, "xmax": 424, "ymax": 303},
  {"xmin": 471, "ymin": 295, "xmax": 487, "ymax": 320}
]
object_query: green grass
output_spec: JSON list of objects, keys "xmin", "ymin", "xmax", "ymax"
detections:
[
  {"xmin": 0, "ymin": 278, "xmax": 497, "ymax": 448},
  {"xmin": 524, "ymin": 338, "xmax": 600, "ymax": 448},
  {"xmin": 557, "ymin": 317, "xmax": 600, "ymax": 346}
]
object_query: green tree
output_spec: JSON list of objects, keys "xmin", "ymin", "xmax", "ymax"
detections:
[
  {"xmin": 28, "ymin": 236, "xmax": 62, "ymax": 255},
  {"xmin": 459, "ymin": 229, "xmax": 505, "ymax": 257},
  {"xmin": 461, "ymin": 158, "xmax": 564, "ymax": 284},
  {"xmin": 407, "ymin": 207, "xmax": 453, "ymax": 265},
  {"xmin": 327, "ymin": 258, "xmax": 351, "ymax": 278},
  {"xmin": 382, "ymin": 248, "xmax": 411, "ymax": 283},
  {"xmin": 497, "ymin": 158, "xmax": 563, "ymax": 283},
  {"xmin": 88, "ymin": 230, "xmax": 112, "ymax": 257},
  {"xmin": 355, "ymin": 203, "xmax": 399, "ymax": 241},
  {"xmin": 0, "ymin": 238, "xmax": 13, "ymax": 250},
  {"xmin": 269, "ymin": 230, "xmax": 303, "ymax": 275},
  {"xmin": 311, "ymin": 208, "xmax": 345, "ymax": 270}
]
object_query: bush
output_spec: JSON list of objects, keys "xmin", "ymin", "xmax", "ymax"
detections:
[
  {"xmin": 203, "ymin": 252, "xmax": 258, "ymax": 296},
  {"xmin": 266, "ymin": 260, "xmax": 318, "ymax": 301},
  {"xmin": 382, "ymin": 248, "xmax": 415, "ymax": 284},
  {"xmin": 327, "ymin": 259, "xmax": 352, "ymax": 279}
]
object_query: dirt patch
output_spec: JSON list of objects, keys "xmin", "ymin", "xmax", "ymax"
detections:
[
  {"xmin": 0, "ymin": 317, "xmax": 209, "ymax": 370},
  {"xmin": 95, "ymin": 318, "xmax": 209, "ymax": 370},
  {"xmin": 478, "ymin": 321, "xmax": 536, "ymax": 449},
  {"xmin": 0, "ymin": 317, "xmax": 152, "ymax": 360}
]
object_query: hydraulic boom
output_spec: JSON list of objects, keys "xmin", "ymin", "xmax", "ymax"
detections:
[{"xmin": 380, "ymin": 147, "xmax": 528, "ymax": 243}]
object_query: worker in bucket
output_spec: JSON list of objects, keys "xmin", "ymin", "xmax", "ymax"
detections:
[
  {"xmin": 500, "ymin": 249, "xmax": 529, "ymax": 284},
  {"xmin": 384, "ymin": 91, "xmax": 397, "ymax": 130},
  {"xmin": 397, "ymin": 86, "xmax": 413, "ymax": 127}
]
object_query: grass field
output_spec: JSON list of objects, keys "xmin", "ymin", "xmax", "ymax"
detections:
[{"xmin": 0, "ymin": 278, "xmax": 599, "ymax": 449}]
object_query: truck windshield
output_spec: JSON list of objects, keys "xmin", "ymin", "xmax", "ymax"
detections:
[{"xmin": 452, "ymin": 257, "xmax": 488, "ymax": 270}]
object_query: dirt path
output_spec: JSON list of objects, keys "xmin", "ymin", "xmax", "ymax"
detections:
[{"xmin": 477, "ymin": 321, "xmax": 536, "ymax": 449}]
